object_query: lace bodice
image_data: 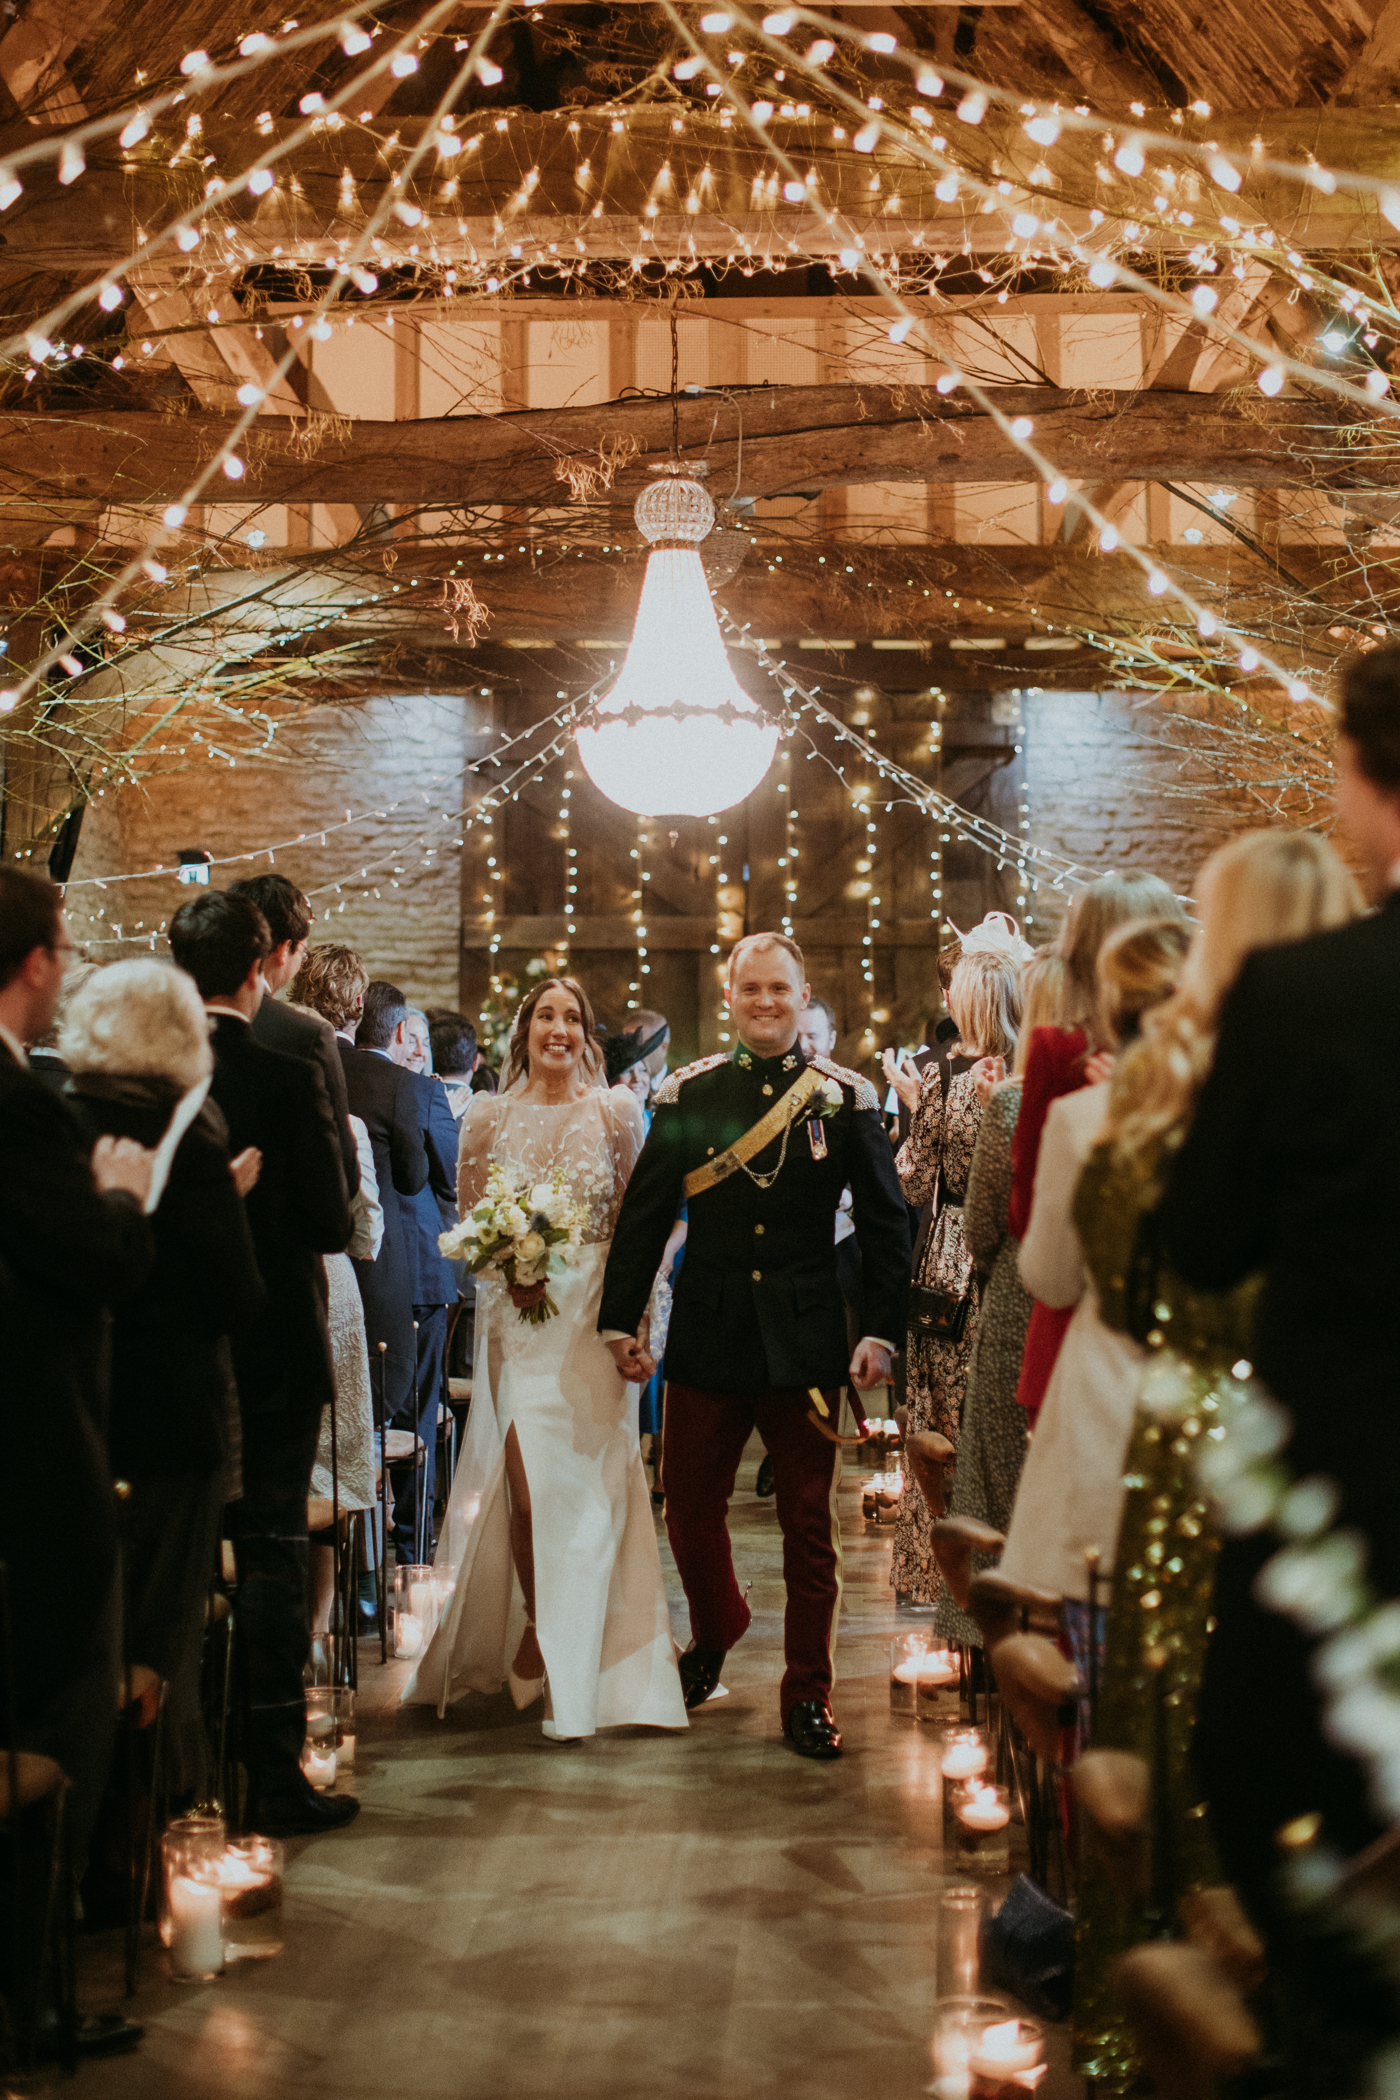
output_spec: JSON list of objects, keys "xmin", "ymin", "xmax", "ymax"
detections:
[{"xmin": 456, "ymin": 1085, "xmax": 646, "ymax": 1245}]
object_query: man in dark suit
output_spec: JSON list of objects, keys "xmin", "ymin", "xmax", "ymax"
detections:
[
  {"xmin": 1161, "ymin": 646, "xmax": 1400, "ymax": 2087},
  {"xmin": 0, "ymin": 869, "xmax": 154, "ymax": 2055},
  {"xmin": 338, "ymin": 982, "xmax": 431, "ymax": 1557},
  {"xmin": 169, "ymin": 890, "xmax": 355, "ymax": 1836},
  {"xmin": 229, "ymin": 873, "xmax": 359, "ymax": 1198},
  {"xmin": 599, "ymin": 933, "xmax": 910, "ymax": 1760}
]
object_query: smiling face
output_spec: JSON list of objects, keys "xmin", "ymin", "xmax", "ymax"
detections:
[
  {"xmin": 727, "ymin": 940, "xmax": 810, "ymax": 1057},
  {"xmin": 526, "ymin": 981, "xmax": 586, "ymax": 1082},
  {"xmin": 404, "ymin": 1013, "xmax": 431, "ymax": 1074}
]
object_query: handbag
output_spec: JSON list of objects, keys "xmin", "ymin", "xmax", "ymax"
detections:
[{"xmin": 909, "ymin": 1278, "xmax": 972, "ymax": 1344}]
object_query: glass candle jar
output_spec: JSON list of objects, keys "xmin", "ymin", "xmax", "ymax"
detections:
[
  {"xmin": 916, "ymin": 1647, "xmax": 961, "ymax": 1724},
  {"xmin": 219, "ymin": 1836, "xmax": 285, "ymax": 1960},
  {"xmin": 301, "ymin": 1735, "xmax": 337, "ymax": 1790},
  {"xmin": 162, "ymin": 1821, "xmax": 226, "ymax": 1980},
  {"xmin": 935, "ymin": 1886, "xmax": 984, "ymax": 2002},
  {"xmin": 333, "ymin": 1685, "xmax": 356, "ymax": 1773},
  {"xmin": 393, "ymin": 1563, "xmax": 436, "ymax": 1658},
  {"xmin": 158, "ymin": 1811, "xmax": 225, "ymax": 1951},
  {"xmin": 951, "ymin": 1782, "xmax": 1012, "ymax": 1876},
  {"xmin": 891, "ymin": 1631, "xmax": 931, "ymax": 1716},
  {"xmin": 930, "ymin": 1998, "xmax": 1044, "ymax": 2100}
]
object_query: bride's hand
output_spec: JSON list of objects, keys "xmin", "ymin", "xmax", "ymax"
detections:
[{"xmin": 607, "ymin": 1335, "xmax": 656, "ymax": 1382}]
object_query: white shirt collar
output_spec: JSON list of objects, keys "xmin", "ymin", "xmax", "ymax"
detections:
[
  {"xmin": 0, "ymin": 1021, "xmax": 29, "ymax": 1067},
  {"xmin": 205, "ymin": 1003, "xmax": 250, "ymax": 1024}
]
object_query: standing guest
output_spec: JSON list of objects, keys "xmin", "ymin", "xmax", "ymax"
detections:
[
  {"xmin": 1071, "ymin": 833, "xmax": 1361, "ymax": 2095},
  {"xmin": 890, "ymin": 928, "xmax": 1026, "ymax": 1609},
  {"xmin": 0, "ymin": 869, "xmax": 154, "ymax": 2060},
  {"xmin": 1012, "ymin": 872, "xmax": 1184, "ymax": 1425},
  {"xmin": 888, "ymin": 935, "xmax": 965, "ymax": 1145},
  {"xmin": 291, "ymin": 942, "xmax": 369, "ymax": 1048},
  {"xmin": 168, "ymin": 890, "xmax": 356, "ymax": 1835},
  {"xmin": 932, "ymin": 949, "xmax": 1067, "ymax": 1650},
  {"xmin": 230, "ymin": 874, "xmax": 359, "ymax": 1197},
  {"xmin": 1160, "ymin": 653, "xmax": 1400, "ymax": 2093},
  {"xmin": 388, "ymin": 1003, "xmax": 459, "ymax": 1563},
  {"xmin": 599, "ymin": 934, "xmax": 911, "ymax": 1759},
  {"xmin": 309, "ymin": 1108, "xmax": 382, "ymax": 1635},
  {"xmin": 61, "ymin": 961, "xmax": 265, "ymax": 1799},
  {"xmin": 338, "ymin": 980, "xmax": 431, "ymax": 1558},
  {"xmin": 28, "ymin": 955, "xmax": 97, "ymax": 1088},
  {"xmin": 426, "ymin": 1009, "xmax": 479, "ymax": 1121},
  {"xmin": 1000, "ymin": 918, "xmax": 1192, "ymax": 1609}
]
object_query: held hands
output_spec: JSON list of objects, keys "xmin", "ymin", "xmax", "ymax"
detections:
[
  {"xmin": 607, "ymin": 1322, "xmax": 656, "ymax": 1383},
  {"xmin": 91, "ymin": 1134, "xmax": 156, "ymax": 1206},
  {"xmin": 881, "ymin": 1047, "xmax": 922, "ymax": 1113},
  {"xmin": 230, "ymin": 1146, "xmax": 262, "ymax": 1198},
  {"xmin": 849, "ymin": 1338, "xmax": 892, "ymax": 1391},
  {"xmin": 970, "ymin": 1055, "xmax": 1006, "ymax": 1105}
]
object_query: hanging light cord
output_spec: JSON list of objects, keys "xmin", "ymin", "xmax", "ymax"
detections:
[{"xmin": 670, "ymin": 303, "xmax": 680, "ymax": 461}]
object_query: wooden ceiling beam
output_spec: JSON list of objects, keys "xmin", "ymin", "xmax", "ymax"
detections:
[{"xmin": 2, "ymin": 387, "xmax": 1393, "ymax": 522}]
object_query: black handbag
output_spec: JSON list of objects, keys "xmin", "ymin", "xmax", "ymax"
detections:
[{"xmin": 908, "ymin": 1279, "xmax": 972, "ymax": 1344}]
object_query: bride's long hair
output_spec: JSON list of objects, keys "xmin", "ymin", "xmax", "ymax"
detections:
[{"xmin": 500, "ymin": 976, "xmax": 606, "ymax": 1094}]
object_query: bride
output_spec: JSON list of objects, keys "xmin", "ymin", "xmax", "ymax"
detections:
[{"xmin": 402, "ymin": 977, "xmax": 687, "ymax": 1740}]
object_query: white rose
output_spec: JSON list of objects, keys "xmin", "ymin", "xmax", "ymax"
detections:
[
  {"xmin": 518, "ymin": 1231, "xmax": 546, "ymax": 1263},
  {"xmin": 529, "ymin": 1181, "xmax": 554, "ymax": 1215},
  {"xmin": 504, "ymin": 1204, "xmax": 528, "ymax": 1236},
  {"xmin": 820, "ymin": 1076, "xmax": 844, "ymax": 1114}
]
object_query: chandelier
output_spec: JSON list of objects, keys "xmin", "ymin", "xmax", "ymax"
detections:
[{"xmin": 574, "ymin": 471, "xmax": 779, "ymax": 818}]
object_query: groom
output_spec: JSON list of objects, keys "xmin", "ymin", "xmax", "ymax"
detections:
[{"xmin": 599, "ymin": 933, "xmax": 910, "ymax": 1759}]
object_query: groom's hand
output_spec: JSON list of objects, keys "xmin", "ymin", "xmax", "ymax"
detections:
[
  {"xmin": 849, "ymin": 1339, "xmax": 892, "ymax": 1391},
  {"xmin": 608, "ymin": 1335, "xmax": 656, "ymax": 1381}
]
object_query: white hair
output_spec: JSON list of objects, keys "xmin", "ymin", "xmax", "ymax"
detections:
[{"xmin": 60, "ymin": 958, "xmax": 212, "ymax": 1090}]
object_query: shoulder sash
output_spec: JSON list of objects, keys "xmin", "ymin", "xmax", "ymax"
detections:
[{"xmin": 683, "ymin": 1064, "xmax": 826, "ymax": 1199}]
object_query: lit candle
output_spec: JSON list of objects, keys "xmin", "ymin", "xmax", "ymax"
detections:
[
  {"xmin": 302, "ymin": 1741, "xmax": 337, "ymax": 1790},
  {"xmin": 219, "ymin": 1838, "xmax": 285, "ymax": 1961},
  {"xmin": 969, "ymin": 2015, "xmax": 1047, "ymax": 2096},
  {"xmin": 394, "ymin": 1610, "xmax": 423, "ymax": 1659},
  {"xmin": 168, "ymin": 1874, "xmax": 223, "ymax": 1979},
  {"xmin": 941, "ymin": 1734, "xmax": 990, "ymax": 1782},
  {"xmin": 957, "ymin": 1788, "xmax": 1011, "ymax": 1833},
  {"xmin": 337, "ymin": 1731, "xmax": 357, "ymax": 1771}
]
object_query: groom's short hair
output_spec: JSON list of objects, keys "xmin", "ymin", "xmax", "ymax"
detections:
[{"xmin": 727, "ymin": 932, "xmax": 805, "ymax": 984}]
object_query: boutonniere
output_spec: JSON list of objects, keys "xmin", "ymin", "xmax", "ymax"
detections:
[{"xmin": 809, "ymin": 1076, "xmax": 845, "ymax": 1120}]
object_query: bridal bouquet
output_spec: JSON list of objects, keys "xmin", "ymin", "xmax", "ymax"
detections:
[{"xmin": 438, "ymin": 1164, "xmax": 586, "ymax": 1325}]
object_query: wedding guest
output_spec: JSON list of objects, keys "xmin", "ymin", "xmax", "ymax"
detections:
[
  {"xmin": 403, "ymin": 1006, "xmax": 432, "ymax": 1075},
  {"xmin": 388, "ymin": 1003, "xmax": 459, "ymax": 1562},
  {"xmin": 1011, "ymin": 872, "xmax": 1184, "ymax": 1425},
  {"xmin": 931, "ymin": 949, "xmax": 1067, "ymax": 1650},
  {"xmin": 231, "ymin": 874, "xmax": 359, "ymax": 1195},
  {"xmin": 891, "ymin": 925, "xmax": 1027, "ymax": 1607},
  {"xmin": 1072, "ymin": 832, "xmax": 1362, "ymax": 2095},
  {"xmin": 28, "ymin": 954, "xmax": 98, "ymax": 1088},
  {"xmin": 338, "ymin": 980, "xmax": 431, "ymax": 1558},
  {"xmin": 291, "ymin": 942, "xmax": 369, "ymax": 1047},
  {"xmin": 168, "ymin": 890, "xmax": 356, "ymax": 1834},
  {"xmin": 426, "ymin": 1010, "xmax": 479, "ymax": 1120},
  {"xmin": 61, "ymin": 961, "xmax": 264, "ymax": 1799},
  {"xmin": 0, "ymin": 869, "xmax": 154, "ymax": 2056},
  {"xmin": 309, "ymin": 1108, "xmax": 382, "ymax": 1634},
  {"xmin": 798, "ymin": 993, "xmax": 863, "ymax": 1354},
  {"xmin": 1161, "ymin": 656, "xmax": 1400, "ymax": 2091},
  {"xmin": 999, "ymin": 918, "xmax": 1191, "ymax": 1612}
]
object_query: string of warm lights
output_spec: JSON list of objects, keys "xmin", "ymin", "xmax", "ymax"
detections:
[
  {"xmin": 856, "ymin": 788, "xmax": 879, "ymax": 1045},
  {"xmin": 561, "ymin": 768, "xmax": 578, "ymax": 969},
  {"xmin": 777, "ymin": 747, "xmax": 796, "ymax": 940}
]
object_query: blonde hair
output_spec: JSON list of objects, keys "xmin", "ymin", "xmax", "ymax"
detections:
[
  {"xmin": 1096, "ymin": 917, "xmax": 1192, "ymax": 1047},
  {"xmin": 1104, "ymin": 829, "xmax": 1362, "ymax": 1161},
  {"xmin": 947, "ymin": 949, "xmax": 1023, "ymax": 1060},
  {"xmin": 727, "ymin": 931, "xmax": 806, "ymax": 985},
  {"xmin": 1057, "ymin": 871, "xmax": 1186, "ymax": 1042},
  {"xmin": 501, "ymin": 977, "xmax": 604, "ymax": 1093},
  {"xmin": 291, "ymin": 943, "xmax": 368, "ymax": 1032},
  {"xmin": 60, "ymin": 958, "xmax": 212, "ymax": 1090},
  {"xmin": 1011, "ymin": 950, "xmax": 1068, "ymax": 1078}
]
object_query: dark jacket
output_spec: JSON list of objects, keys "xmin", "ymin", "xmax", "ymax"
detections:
[
  {"xmin": 599, "ymin": 1042, "xmax": 910, "ymax": 1393},
  {"xmin": 65, "ymin": 1074, "xmax": 265, "ymax": 1476},
  {"xmin": 1160, "ymin": 892, "xmax": 1400, "ymax": 1879},
  {"xmin": 0, "ymin": 1042, "xmax": 153, "ymax": 1733},
  {"xmin": 401, "ymin": 1070, "xmax": 460, "ymax": 1307},
  {"xmin": 252, "ymin": 993, "xmax": 360, "ymax": 1197},
  {"xmin": 208, "ymin": 1013, "xmax": 352, "ymax": 1424},
  {"xmin": 338, "ymin": 1043, "xmax": 429, "ymax": 1411}
]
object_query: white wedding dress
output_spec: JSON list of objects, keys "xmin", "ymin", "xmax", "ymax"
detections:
[{"xmin": 401, "ymin": 1083, "xmax": 688, "ymax": 1739}]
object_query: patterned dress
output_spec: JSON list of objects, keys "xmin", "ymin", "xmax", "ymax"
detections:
[
  {"xmin": 890, "ymin": 1067, "xmax": 984, "ymax": 1605},
  {"xmin": 933, "ymin": 1080, "xmax": 1031, "ymax": 1648}
]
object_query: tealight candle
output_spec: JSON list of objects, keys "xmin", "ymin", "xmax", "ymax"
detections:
[
  {"xmin": 890, "ymin": 1632, "xmax": 931, "ymax": 1716},
  {"xmin": 931, "ymin": 1997, "xmax": 1029, "ymax": 2100},
  {"xmin": 219, "ymin": 1837, "xmax": 284, "ymax": 1960},
  {"xmin": 940, "ymin": 1728, "xmax": 990, "ymax": 1782},
  {"xmin": 302, "ymin": 1740, "xmax": 337, "ymax": 1790},
  {"xmin": 168, "ymin": 1873, "xmax": 223, "ymax": 1979},
  {"xmin": 954, "ymin": 1783, "xmax": 1012, "ymax": 1875},
  {"xmin": 917, "ymin": 1647, "xmax": 961, "ymax": 1723},
  {"xmin": 969, "ymin": 2013, "xmax": 1045, "ymax": 2095}
]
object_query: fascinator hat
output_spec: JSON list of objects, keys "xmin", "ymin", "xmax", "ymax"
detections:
[{"xmin": 946, "ymin": 911, "xmax": 1035, "ymax": 966}]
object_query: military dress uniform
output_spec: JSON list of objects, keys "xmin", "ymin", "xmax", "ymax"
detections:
[{"xmin": 599, "ymin": 1039, "xmax": 910, "ymax": 1734}]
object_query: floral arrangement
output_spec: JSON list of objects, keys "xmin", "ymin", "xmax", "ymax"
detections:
[
  {"xmin": 810, "ymin": 1075, "xmax": 845, "ymax": 1119},
  {"xmin": 438, "ymin": 1164, "xmax": 585, "ymax": 1325}
]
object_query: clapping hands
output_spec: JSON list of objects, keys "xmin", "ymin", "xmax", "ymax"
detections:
[{"xmin": 881, "ymin": 1047, "xmax": 922, "ymax": 1113}]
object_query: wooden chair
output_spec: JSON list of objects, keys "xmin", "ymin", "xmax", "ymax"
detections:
[
  {"xmin": 968, "ymin": 1569, "xmax": 1063, "ymax": 1647},
  {"xmin": 1073, "ymin": 1748, "xmax": 1150, "ymax": 1905},
  {"xmin": 932, "ymin": 1516, "xmax": 1005, "ymax": 1612},
  {"xmin": 1114, "ymin": 1942, "xmax": 1262, "ymax": 2100},
  {"xmin": 1179, "ymin": 1887, "xmax": 1268, "ymax": 1994},
  {"xmin": 903, "ymin": 1429, "xmax": 956, "ymax": 1519},
  {"xmin": 988, "ymin": 1632, "xmax": 1080, "ymax": 1765}
]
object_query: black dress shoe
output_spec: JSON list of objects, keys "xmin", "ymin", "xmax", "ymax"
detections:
[
  {"xmin": 755, "ymin": 1454, "xmax": 776, "ymax": 1499},
  {"xmin": 677, "ymin": 1644, "xmax": 726, "ymax": 1710},
  {"xmin": 785, "ymin": 1700, "xmax": 842, "ymax": 1760},
  {"xmin": 251, "ymin": 1780, "xmax": 361, "ymax": 1837}
]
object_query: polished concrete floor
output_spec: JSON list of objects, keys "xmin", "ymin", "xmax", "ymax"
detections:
[{"xmin": 70, "ymin": 1439, "xmax": 1084, "ymax": 2100}]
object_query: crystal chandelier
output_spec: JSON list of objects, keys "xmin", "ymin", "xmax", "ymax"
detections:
[{"xmin": 574, "ymin": 471, "xmax": 779, "ymax": 818}]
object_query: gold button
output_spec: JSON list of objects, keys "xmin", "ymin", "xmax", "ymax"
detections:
[
  {"xmin": 761, "ymin": 1083, "xmax": 773, "ymax": 1096},
  {"xmin": 706, "ymin": 1146, "xmax": 715, "ymax": 1156},
  {"xmin": 752, "ymin": 1268, "xmax": 762, "ymax": 1281},
  {"xmin": 754, "ymin": 1224, "xmax": 765, "ymax": 1236}
]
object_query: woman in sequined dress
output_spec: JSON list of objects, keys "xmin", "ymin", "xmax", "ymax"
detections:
[
  {"xmin": 890, "ymin": 944, "xmax": 1023, "ymax": 1606},
  {"xmin": 1070, "ymin": 830, "xmax": 1362, "ymax": 2092}
]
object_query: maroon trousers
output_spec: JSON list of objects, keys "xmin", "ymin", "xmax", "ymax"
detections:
[{"xmin": 661, "ymin": 1382, "xmax": 844, "ymax": 1722}]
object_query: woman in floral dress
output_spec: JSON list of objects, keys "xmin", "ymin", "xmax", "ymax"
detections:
[{"xmin": 891, "ymin": 941, "xmax": 1025, "ymax": 1605}]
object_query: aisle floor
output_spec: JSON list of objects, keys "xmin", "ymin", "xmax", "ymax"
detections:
[{"xmin": 69, "ymin": 1439, "xmax": 1084, "ymax": 2100}]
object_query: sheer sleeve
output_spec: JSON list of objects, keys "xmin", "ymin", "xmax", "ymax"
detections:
[
  {"xmin": 894, "ymin": 1064, "xmax": 944, "ymax": 1206},
  {"xmin": 604, "ymin": 1085, "xmax": 646, "ymax": 1199},
  {"xmin": 457, "ymin": 1093, "xmax": 502, "ymax": 1214}
]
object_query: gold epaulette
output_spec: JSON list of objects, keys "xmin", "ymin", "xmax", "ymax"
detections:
[
  {"xmin": 811, "ymin": 1053, "xmax": 881, "ymax": 1114},
  {"xmin": 650, "ymin": 1052, "xmax": 729, "ymax": 1108}
]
